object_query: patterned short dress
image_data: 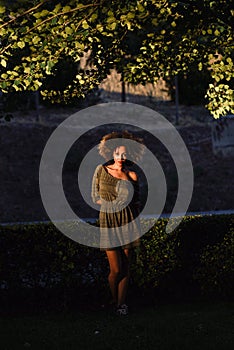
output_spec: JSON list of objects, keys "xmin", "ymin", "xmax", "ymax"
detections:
[{"xmin": 91, "ymin": 164, "xmax": 141, "ymax": 250}]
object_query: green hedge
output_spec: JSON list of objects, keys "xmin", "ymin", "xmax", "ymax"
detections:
[
  {"xmin": 132, "ymin": 214, "xmax": 234, "ymax": 300},
  {"xmin": 0, "ymin": 214, "xmax": 233, "ymax": 309}
]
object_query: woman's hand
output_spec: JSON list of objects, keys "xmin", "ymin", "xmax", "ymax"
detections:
[{"xmin": 96, "ymin": 199, "xmax": 102, "ymax": 205}]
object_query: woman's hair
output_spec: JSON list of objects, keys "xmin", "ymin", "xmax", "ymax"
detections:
[{"xmin": 98, "ymin": 130, "xmax": 145, "ymax": 162}]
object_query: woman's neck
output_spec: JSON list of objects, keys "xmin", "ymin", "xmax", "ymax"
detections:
[{"xmin": 110, "ymin": 162, "xmax": 125, "ymax": 171}]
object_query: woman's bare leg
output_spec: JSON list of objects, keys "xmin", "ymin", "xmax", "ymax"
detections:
[
  {"xmin": 117, "ymin": 249, "xmax": 131, "ymax": 306},
  {"xmin": 105, "ymin": 249, "xmax": 122, "ymax": 304}
]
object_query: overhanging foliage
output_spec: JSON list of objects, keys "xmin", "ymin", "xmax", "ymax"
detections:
[{"xmin": 0, "ymin": 0, "xmax": 233, "ymax": 117}]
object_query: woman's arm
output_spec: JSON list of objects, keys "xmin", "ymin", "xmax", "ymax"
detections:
[
  {"xmin": 91, "ymin": 165, "xmax": 102, "ymax": 205},
  {"xmin": 128, "ymin": 171, "xmax": 137, "ymax": 182}
]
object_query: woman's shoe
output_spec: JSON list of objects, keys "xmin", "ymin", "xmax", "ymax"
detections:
[{"xmin": 116, "ymin": 304, "xmax": 128, "ymax": 316}]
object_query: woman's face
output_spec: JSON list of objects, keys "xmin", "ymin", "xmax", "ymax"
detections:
[{"xmin": 113, "ymin": 146, "xmax": 127, "ymax": 165}]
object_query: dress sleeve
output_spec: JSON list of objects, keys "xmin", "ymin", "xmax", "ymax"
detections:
[{"xmin": 91, "ymin": 164, "xmax": 102, "ymax": 204}]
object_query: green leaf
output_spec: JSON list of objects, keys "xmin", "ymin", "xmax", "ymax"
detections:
[
  {"xmin": 75, "ymin": 42, "xmax": 85, "ymax": 50},
  {"xmin": 33, "ymin": 12, "xmax": 41, "ymax": 19},
  {"xmin": 13, "ymin": 79, "xmax": 20, "ymax": 86},
  {"xmin": 17, "ymin": 41, "xmax": 25, "ymax": 49},
  {"xmin": 63, "ymin": 6, "xmax": 71, "ymax": 12},
  {"xmin": 0, "ymin": 6, "xmax": 5, "ymax": 14},
  {"xmin": 32, "ymin": 36, "xmax": 40, "ymax": 45},
  {"xmin": 198, "ymin": 62, "xmax": 203, "ymax": 71},
  {"xmin": 96, "ymin": 24, "xmax": 103, "ymax": 32},
  {"xmin": 126, "ymin": 12, "xmax": 135, "ymax": 20},
  {"xmin": 90, "ymin": 13, "xmax": 98, "ymax": 22},
  {"xmin": 53, "ymin": 4, "xmax": 62, "ymax": 13},
  {"xmin": 107, "ymin": 22, "xmax": 117, "ymax": 31},
  {"xmin": 1, "ymin": 58, "xmax": 6, "ymax": 67},
  {"xmin": 137, "ymin": 2, "xmax": 145, "ymax": 12},
  {"xmin": 51, "ymin": 17, "xmax": 57, "ymax": 25},
  {"xmin": 106, "ymin": 16, "xmax": 116, "ymax": 23},
  {"xmin": 13, "ymin": 81, "xmax": 21, "ymax": 91},
  {"xmin": 1, "ymin": 81, "xmax": 7, "ymax": 89},
  {"xmin": 24, "ymin": 67, "xmax": 31, "ymax": 74},
  {"xmin": 82, "ymin": 20, "xmax": 89, "ymax": 29},
  {"xmin": 41, "ymin": 9, "xmax": 50, "ymax": 17},
  {"xmin": 65, "ymin": 27, "xmax": 73, "ymax": 35},
  {"xmin": 45, "ymin": 61, "xmax": 54, "ymax": 74}
]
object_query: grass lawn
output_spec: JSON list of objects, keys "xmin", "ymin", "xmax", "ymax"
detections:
[{"xmin": 0, "ymin": 301, "xmax": 233, "ymax": 350}]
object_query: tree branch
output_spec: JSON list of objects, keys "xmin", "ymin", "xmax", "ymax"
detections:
[
  {"xmin": 0, "ymin": 0, "xmax": 48, "ymax": 30},
  {"xmin": 25, "ymin": 3, "xmax": 100, "ymax": 35}
]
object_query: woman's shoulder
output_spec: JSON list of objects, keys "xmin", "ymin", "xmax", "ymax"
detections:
[
  {"xmin": 95, "ymin": 164, "xmax": 103, "ymax": 170},
  {"xmin": 125, "ymin": 167, "xmax": 138, "ymax": 181},
  {"xmin": 93, "ymin": 164, "xmax": 104, "ymax": 176},
  {"xmin": 128, "ymin": 171, "xmax": 138, "ymax": 181}
]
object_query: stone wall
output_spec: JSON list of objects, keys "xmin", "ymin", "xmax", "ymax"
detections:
[{"xmin": 99, "ymin": 69, "xmax": 170, "ymax": 101}]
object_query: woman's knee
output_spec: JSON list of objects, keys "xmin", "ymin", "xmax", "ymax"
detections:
[
  {"xmin": 109, "ymin": 267, "xmax": 129, "ymax": 281},
  {"xmin": 106, "ymin": 249, "xmax": 130, "ymax": 280},
  {"xmin": 109, "ymin": 269, "xmax": 121, "ymax": 281}
]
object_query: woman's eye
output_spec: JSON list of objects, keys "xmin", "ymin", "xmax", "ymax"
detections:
[{"xmin": 114, "ymin": 152, "xmax": 127, "ymax": 157}]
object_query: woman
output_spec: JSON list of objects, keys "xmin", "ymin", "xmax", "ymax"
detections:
[{"xmin": 91, "ymin": 130, "xmax": 145, "ymax": 315}]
